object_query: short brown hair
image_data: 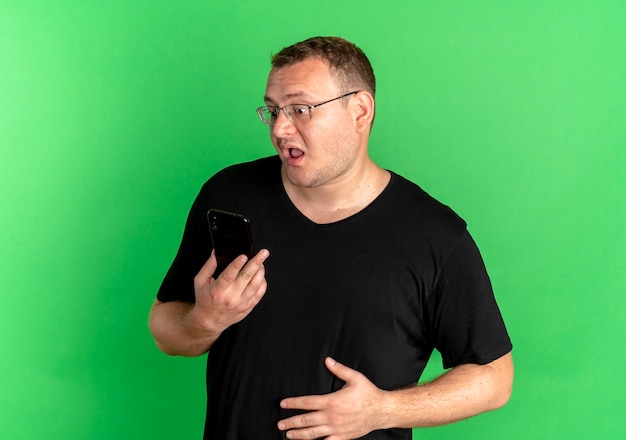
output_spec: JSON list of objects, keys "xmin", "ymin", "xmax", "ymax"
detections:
[{"xmin": 271, "ymin": 36, "xmax": 376, "ymax": 97}]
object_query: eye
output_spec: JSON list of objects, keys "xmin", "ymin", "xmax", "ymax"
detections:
[
  {"xmin": 291, "ymin": 105, "xmax": 310, "ymax": 118},
  {"xmin": 266, "ymin": 107, "xmax": 280, "ymax": 119}
]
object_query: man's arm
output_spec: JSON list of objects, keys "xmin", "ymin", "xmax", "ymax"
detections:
[
  {"xmin": 149, "ymin": 299, "xmax": 218, "ymax": 356},
  {"xmin": 149, "ymin": 249, "xmax": 270, "ymax": 357},
  {"xmin": 383, "ymin": 352, "xmax": 513, "ymax": 427},
  {"xmin": 278, "ymin": 352, "xmax": 513, "ymax": 439}
]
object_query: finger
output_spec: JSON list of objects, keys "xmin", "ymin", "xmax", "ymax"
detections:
[
  {"xmin": 281, "ymin": 424, "xmax": 332, "ymax": 440},
  {"xmin": 235, "ymin": 249, "xmax": 270, "ymax": 284},
  {"xmin": 238, "ymin": 264, "xmax": 268, "ymax": 310},
  {"xmin": 280, "ymin": 394, "xmax": 325, "ymax": 412},
  {"xmin": 218, "ymin": 254, "xmax": 250, "ymax": 283},
  {"xmin": 325, "ymin": 357, "xmax": 360, "ymax": 383},
  {"xmin": 194, "ymin": 251, "xmax": 218, "ymax": 287},
  {"xmin": 218, "ymin": 248, "xmax": 270, "ymax": 284},
  {"xmin": 277, "ymin": 410, "xmax": 328, "ymax": 432}
]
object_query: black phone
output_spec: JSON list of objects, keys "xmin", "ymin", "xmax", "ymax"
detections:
[{"xmin": 208, "ymin": 209, "xmax": 254, "ymax": 278}]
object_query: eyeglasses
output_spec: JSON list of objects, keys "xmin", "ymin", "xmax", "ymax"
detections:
[{"xmin": 256, "ymin": 91, "xmax": 359, "ymax": 125}]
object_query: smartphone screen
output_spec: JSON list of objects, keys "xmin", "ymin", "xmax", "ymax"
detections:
[{"xmin": 208, "ymin": 209, "xmax": 254, "ymax": 278}]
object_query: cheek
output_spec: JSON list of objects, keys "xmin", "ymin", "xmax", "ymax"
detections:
[{"xmin": 316, "ymin": 124, "xmax": 353, "ymax": 153}]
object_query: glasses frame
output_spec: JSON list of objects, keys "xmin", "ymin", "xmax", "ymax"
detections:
[{"xmin": 256, "ymin": 91, "xmax": 359, "ymax": 125}]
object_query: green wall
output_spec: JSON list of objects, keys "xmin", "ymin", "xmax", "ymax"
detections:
[{"xmin": 1, "ymin": 1, "xmax": 624, "ymax": 438}]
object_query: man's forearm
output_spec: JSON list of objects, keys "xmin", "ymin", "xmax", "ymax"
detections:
[
  {"xmin": 148, "ymin": 299, "xmax": 220, "ymax": 357},
  {"xmin": 380, "ymin": 352, "xmax": 514, "ymax": 429}
]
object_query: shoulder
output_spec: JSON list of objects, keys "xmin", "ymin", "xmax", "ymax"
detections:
[
  {"xmin": 198, "ymin": 155, "xmax": 280, "ymax": 195},
  {"xmin": 207, "ymin": 155, "xmax": 280, "ymax": 185},
  {"xmin": 383, "ymin": 171, "xmax": 467, "ymax": 235},
  {"xmin": 190, "ymin": 155, "xmax": 281, "ymax": 215}
]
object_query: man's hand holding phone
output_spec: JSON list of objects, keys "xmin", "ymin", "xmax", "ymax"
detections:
[{"xmin": 190, "ymin": 247, "xmax": 270, "ymax": 339}]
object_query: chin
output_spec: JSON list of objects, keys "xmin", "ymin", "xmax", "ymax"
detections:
[{"xmin": 283, "ymin": 168, "xmax": 319, "ymax": 189}]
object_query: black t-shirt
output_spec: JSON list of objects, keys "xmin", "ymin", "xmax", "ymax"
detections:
[{"xmin": 158, "ymin": 155, "xmax": 512, "ymax": 439}]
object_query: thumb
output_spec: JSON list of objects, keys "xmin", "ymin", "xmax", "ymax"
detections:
[
  {"xmin": 325, "ymin": 357, "xmax": 359, "ymax": 383},
  {"xmin": 194, "ymin": 251, "xmax": 218, "ymax": 287}
]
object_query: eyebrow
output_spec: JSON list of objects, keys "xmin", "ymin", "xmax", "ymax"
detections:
[{"xmin": 264, "ymin": 92, "xmax": 316, "ymax": 104}]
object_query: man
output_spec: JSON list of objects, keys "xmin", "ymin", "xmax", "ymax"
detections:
[{"xmin": 149, "ymin": 36, "xmax": 513, "ymax": 439}]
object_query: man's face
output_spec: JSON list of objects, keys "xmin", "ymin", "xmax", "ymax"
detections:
[{"xmin": 263, "ymin": 58, "xmax": 363, "ymax": 189}]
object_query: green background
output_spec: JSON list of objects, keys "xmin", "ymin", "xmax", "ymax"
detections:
[{"xmin": 1, "ymin": 1, "xmax": 624, "ymax": 438}]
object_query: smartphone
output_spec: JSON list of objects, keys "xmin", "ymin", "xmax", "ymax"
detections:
[{"xmin": 208, "ymin": 209, "xmax": 254, "ymax": 278}]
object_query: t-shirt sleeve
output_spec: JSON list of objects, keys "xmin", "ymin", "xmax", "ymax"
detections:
[
  {"xmin": 428, "ymin": 230, "xmax": 512, "ymax": 369},
  {"xmin": 156, "ymin": 190, "xmax": 212, "ymax": 303}
]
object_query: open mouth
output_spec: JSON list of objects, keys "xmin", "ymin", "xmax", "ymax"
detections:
[{"xmin": 288, "ymin": 148, "xmax": 304, "ymax": 159}]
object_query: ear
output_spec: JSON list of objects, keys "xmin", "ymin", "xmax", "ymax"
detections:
[{"xmin": 351, "ymin": 91, "xmax": 375, "ymax": 133}]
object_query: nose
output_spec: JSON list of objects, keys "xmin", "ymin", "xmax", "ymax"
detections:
[{"xmin": 271, "ymin": 108, "xmax": 296, "ymax": 138}]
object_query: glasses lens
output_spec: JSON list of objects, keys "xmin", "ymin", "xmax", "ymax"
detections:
[
  {"xmin": 256, "ymin": 107, "xmax": 271, "ymax": 124},
  {"xmin": 288, "ymin": 105, "xmax": 310, "ymax": 120},
  {"xmin": 256, "ymin": 105, "xmax": 310, "ymax": 124},
  {"xmin": 268, "ymin": 107, "xmax": 281, "ymax": 123}
]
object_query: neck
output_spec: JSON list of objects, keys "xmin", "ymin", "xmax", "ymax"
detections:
[{"xmin": 282, "ymin": 159, "xmax": 390, "ymax": 224}]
